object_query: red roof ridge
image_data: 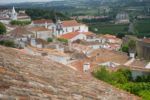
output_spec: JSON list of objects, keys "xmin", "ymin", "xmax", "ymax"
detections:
[
  {"xmin": 59, "ymin": 32, "xmax": 83, "ymax": 39},
  {"xmin": 62, "ymin": 20, "xmax": 83, "ymax": 27},
  {"xmin": 33, "ymin": 19, "xmax": 53, "ymax": 24}
]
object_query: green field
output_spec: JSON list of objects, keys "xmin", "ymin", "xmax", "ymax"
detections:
[
  {"xmin": 136, "ymin": 19, "xmax": 150, "ymax": 33},
  {"xmin": 135, "ymin": 19, "xmax": 150, "ymax": 36},
  {"xmin": 90, "ymin": 23, "xmax": 129, "ymax": 34}
]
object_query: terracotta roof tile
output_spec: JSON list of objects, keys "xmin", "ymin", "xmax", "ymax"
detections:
[
  {"xmin": 59, "ymin": 31, "xmax": 92, "ymax": 40},
  {"xmin": 29, "ymin": 27, "xmax": 51, "ymax": 32},
  {"xmin": 33, "ymin": 19, "xmax": 53, "ymax": 24},
  {"xmin": 143, "ymin": 38, "xmax": 150, "ymax": 43},
  {"xmin": 60, "ymin": 32, "xmax": 81, "ymax": 39},
  {"xmin": 103, "ymin": 34, "xmax": 117, "ymax": 39},
  {"xmin": 8, "ymin": 27, "xmax": 34, "ymax": 38},
  {"xmin": 83, "ymin": 31, "xmax": 95, "ymax": 36},
  {"xmin": 62, "ymin": 20, "xmax": 83, "ymax": 27}
]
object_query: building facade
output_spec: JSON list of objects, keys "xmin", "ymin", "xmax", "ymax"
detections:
[{"xmin": 137, "ymin": 39, "xmax": 150, "ymax": 60}]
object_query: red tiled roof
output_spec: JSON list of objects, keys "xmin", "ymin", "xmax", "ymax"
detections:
[
  {"xmin": 33, "ymin": 19, "xmax": 53, "ymax": 24},
  {"xmin": 143, "ymin": 38, "xmax": 150, "ymax": 43},
  {"xmin": 83, "ymin": 31, "xmax": 95, "ymax": 36},
  {"xmin": 103, "ymin": 34, "xmax": 117, "ymax": 39},
  {"xmin": 29, "ymin": 27, "xmax": 51, "ymax": 32},
  {"xmin": 62, "ymin": 20, "xmax": 83, "ymax": 27},
  {"xmin": 8, "ymin": 27, "xmax": 33, "ymax": 38},
  {"xmin": 60, "ymin": 32, "xmax": 81, "ymax": 40}
]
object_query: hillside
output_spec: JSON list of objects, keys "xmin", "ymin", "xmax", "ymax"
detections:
[{"xmin": 0, "ymin": 46, "xmax": 140, "ymax": 99}]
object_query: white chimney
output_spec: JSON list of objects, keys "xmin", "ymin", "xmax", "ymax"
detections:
[
  {"xmin": 83, "ymin": 63, "xmax": 90, "ymax": 72},
  {"xmin": 45, "ymin": 22, "xmax": 48, "ymax": 28}
]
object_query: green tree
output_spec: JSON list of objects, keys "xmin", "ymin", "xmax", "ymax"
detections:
[
  {"xmin": 128, "ymin": 40, "xmax": 136, "ymax": 52},
  {"xmin": 0, "ymin": 40, "xmax": 15, "ymax": 47},
  {"xmin": 10, "ymin": 20, "xmax": 31, "ymax": 26},
  {"xmin": 0, "ymin": 22, "xmax": 6, "ymax": 35},
  {"xmin": 121, "ymin": 44, "xmax": 129, "ymax": 53},
  {"xmin": 117, "ymin": 68, "xmax": 132, "ymax": 81},
  {"xmin": 47, "ymin": 38, "xmax": 53, "ymax": 43},
  {"xmin": 117, "ymin": 33, "xmax": 125, "ymax": 39}
]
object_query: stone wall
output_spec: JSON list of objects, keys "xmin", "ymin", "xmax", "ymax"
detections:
[{"xmin": 137, "ymin": 40, "xmax": 150, "ymax": 60}]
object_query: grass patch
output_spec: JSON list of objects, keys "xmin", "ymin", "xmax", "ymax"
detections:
[
  {"xmin": 90, "ymin": 23, "xmax": 129, "ymax": 34},
  {"xmin": 134, "ymin": 19, "xmax": 150, "ymax": 37}
]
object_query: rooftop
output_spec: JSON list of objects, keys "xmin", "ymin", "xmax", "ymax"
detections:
[
  {"xmin": 29, "ymin": 26, "xmax": 51, "ymax": 32},
  {"xmin": 33, "ymin": 19, "xmax": 53, "ymax": 24},
  {"xmin": 62, "ymin": 20, "xmax": 83, "ymax": 27},
  {"xmin": 28, "ymin": 46, "xmax": 69, "ymax": 57},
  {"xmin": 142, "ymin": 38, "xmax": 150, "ymax": 43},
  {"xmin": 59, "ymin": 32, "xmax": 82, "ymax": 40},
  {"xmin": 88, "ymin": 49, "xmax": 129, "ymax": 65},
  {"xmin": 0, "ymin": 46, "xmax": 140, "ymax": 99},
  {"xmin": 102, "ymin": 34, "xmax": 117, "ymax": 39},
  {"xmin": 8, "ymin": 27, "xmax": 33, "ymax": 38}
]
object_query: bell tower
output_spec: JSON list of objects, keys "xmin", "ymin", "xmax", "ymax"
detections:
[{"xmin": 11, "ymin": 6, "xmax": 17, "ymax": 20}]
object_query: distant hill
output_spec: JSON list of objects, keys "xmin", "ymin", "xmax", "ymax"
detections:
[{"xmin": 1, "ymin": 0, "xmax": 149, "ymax": 9}]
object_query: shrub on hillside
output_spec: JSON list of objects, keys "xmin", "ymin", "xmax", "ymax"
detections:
[
  {"xmin": 0, "ymin": 22, "xmax": 6, "ymax": 35},
  {"xmin": 0, "ymin": 40, "xmax": 15, "ymax": 47},
  {"xmin": 10, "ymin": 20, "xmax": 31, "ymax": 26},
  {"xmin": 57, "ymin": 38, "xmax": 68, "ymax": 43},
  {"xmin": 47, "ymin": 38, "xmax": 53, "ymax": 43}
]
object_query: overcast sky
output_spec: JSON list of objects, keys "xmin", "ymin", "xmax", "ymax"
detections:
[{"xmin": 0, "ymin": 0, "xmax": 59, "ymax": 4}]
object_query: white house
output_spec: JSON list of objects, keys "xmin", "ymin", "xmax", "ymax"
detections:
[
  {"xmin": 99, "ymin": 61, "xmax": 120, "ymax": 68},
  {"xmin": 44, "ymin": 49, "xmax": 70, "ymax": 64},
  {"xmin": 32, "ymin": 19, "xmax": 53, "ymax": 27},
  {"xmin": 29, "ymin": 26, "xmax": 52, "ymax": 40},
  {"xmin": 8, "ymin": 27, "xmax": 34, "ymax": 48},
  {"xmin": 71, "ymin": 43, "xmax": 93, "ymax": 55},
  {"xmin": 101, "ymin": 34, "xmax": 122, "ymax": 44},
  {"xmin": 30, "ymin": 38, "xmax": 48, "ymax": 48},
  {"xmin": 59, "ymin": 31, "xmax": 87, "ymax": 42},
  {"xmin": 115, "ymin": 12, "xmax": 130, "ymax": 24},
  {"xmin": 48, "ymin": 20, "xmax": 89, "ymax": 36}
]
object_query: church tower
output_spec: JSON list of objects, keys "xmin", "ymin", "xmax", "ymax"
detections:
[
  {"xmin": 11, "ymin": 6, "xmax": 17, "ymax": 20},
  {"xmin": 56, "ymin": 19, "xmax": 63, "ymax": 36}
]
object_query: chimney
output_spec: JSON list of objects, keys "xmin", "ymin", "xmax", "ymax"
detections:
[
  {"xmin": 83, "ymin": 62, "xmax": 90, "ymax": 72},
  {"xmin": 45, "ymin": 22, "xmax": 48, "ymax": 28}
]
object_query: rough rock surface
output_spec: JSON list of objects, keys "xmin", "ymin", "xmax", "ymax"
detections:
[{"xmin": 0, "ymin": 46, "xmax": 140, "ymax": 100}]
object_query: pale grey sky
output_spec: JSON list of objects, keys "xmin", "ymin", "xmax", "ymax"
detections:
[{"xmin": 0, "ymin": 0, "xmax": 59, "ymax": 4}]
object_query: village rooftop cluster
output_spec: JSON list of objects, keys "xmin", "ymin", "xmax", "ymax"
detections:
[{"xmin": 0, "ymin": 7, "xmax": 150, "ymax": 75}]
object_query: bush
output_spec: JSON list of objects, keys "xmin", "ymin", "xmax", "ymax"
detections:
[
  {"xmin": 93, "ymin": 67, "xmax": 131, "ymax": 84},
  {"xmin": 57, "ymin": 38, "xmax": 68, "ymax": 43},
  {"xmin": 10, "ymin": 20, "xmax": 31, "ymax": 26},
  {"xmin": 0, "ymin": 40, "xmax": 15, "ymax": 47},
  {"xmin": 0, "ymin": 22, "xmax": 6, "ymax": 35},
  {"xmin": 139, "ymin": 90, "xmax": 150, "ymax": 100},
  {"xmin": 121, "ymin": 44, "xmax": 129, "ymax": 53},
  {"xmin": 93, "ymin": 67, "xmax": 111, "ymax": 83},
  {"xmin": 128, "ymin": 40, "xmax": 136, "ymax": 52},
  {"xmin": 117, "ymin": 68, "xmax": 132, "ymax": 81},
  {"xmin": 93, "ymin": 67, "xmax": 150, "ymax": 100},
  {"xmin": 47, "ymin": 38, "xmax": 53, "ymax": 42},
  {"xmin": 116, "ymin": 33, "xmax": 125, "ymax": 39}
]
